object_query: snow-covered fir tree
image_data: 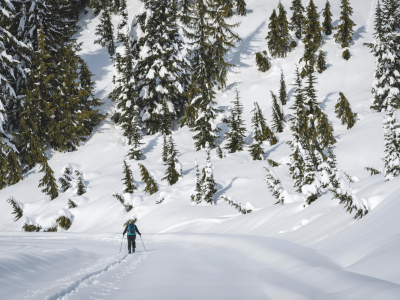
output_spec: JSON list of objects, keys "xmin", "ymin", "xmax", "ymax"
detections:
[
  {"xmin": 279, "ymin": 70, "xmax": 287, "ymax": 106},
  {"xmin": 202, "ymin": 143, "xmax": 217, "ymax": 204},
  {"xmin": 94, "ymin": 0, "xmax": 116, "ymax": 56},
  {"xmin": 216, "ymin": 144, "xmax": 225, "ymax": 159},
  {"xmin": 300, "ymin": 0, "xmax": 322, "ymax": 77},
  {"xmin": 76, "ymin": 171, "xmax": 86, "ymax": 196},
  {"xmin": 183, "ymin": 0, "xmax": 221, "ymax": 150},
  {"xmin": 366, "ymin": 0, "xmax": 400, "ymax": 111},
  {"xmin": 289, "ymin": 0, "xmax": 305, "ymax": 39},
  {"xmin": 59, "ymin": 167, "xmax": 73, "ymax": 192},
  {"xmin": 271, "ymin": 91, "xmax": 285, "ymax": 133},
  {"xmin": 333, "ymin": 0, "xmax": 356, "ymax": 49},
  {"xmin": 383, "ymin": 107, "xmax": 400, "ymax": 181},
  {"xmin": 209, "ymin": 0, "xmax": 241, "ymax": 89},
  {"xmin": 236, "ymin": 0, "xmax": 247, "ymax": 16},
  {"xmin": 335, "ymin": 92, "xmax": 357, "ymax": 129},
  {"xmin": 322, "ymin": 0, "xmax": 333, "ymax": 35},
  {"xmin": 255, "ymin": 51, "xmax": 271, "ymax": 72},
  {"xmin": 249, "ymin": 103, "xmax": 265, "ymax": 161},
  {"xmin": 266, "ymin": 9, "xmax": 278, "ymax": 57},
  {"xmin": 301, "ymin": 149, "xmax": 321, "ymax": 205},
  {"xmin": 39, "ymin": 159, "xmax": 59, "ymax": 200},
  {"xmin": 250, "ymin": 102, "xmax": 277, "ymax": 155},
  {"xmin": 191, "ymin": 159, "xmax": 203, "ymax": 203},
  {"xmin": 314, "ymin": 107, "xmax": 336, "ymax": 150},
  {"xmin": 267, "ymin": 3, "xmax": 293, "ymax": 58},
  {"xmin": 277, "ymin": 2, "xmax": 294, "ymax": 57},
  {"xmin": 162, "ymin": 136, "xmax": 182, "ymax": 185},
  {"xmin": 135, "ymin": 0, "xmax": 189, "ymax": 134},
  {"xmin": 122, "ymin": 161, "xmax": 136, "ymax": 193},
  {"xmin": 316, "ymin": 50, "xmax": 327, "ymax": 73},
  {"xmin": 225, "ymin": 89, "xmax": 246, "ymax": 153},
  {"xmin": 126, "ymin": 105, "xmax": 144, "ymax": 160},
  {"xmin": 138, "ymin": 163, "xmax": 159, "ymax": 195},
  {"xmin": 162, "ymin": 135, "xmax": 170, "ymax": 163}
]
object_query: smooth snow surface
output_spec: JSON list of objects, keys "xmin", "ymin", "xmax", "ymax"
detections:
[{"xmin": 2, "ymin": 0, "xmax": 400, "ymax": 299}]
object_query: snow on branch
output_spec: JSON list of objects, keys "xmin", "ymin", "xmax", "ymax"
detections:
[{"xmin": 218, "ymin": 195, "xmax": 253, "ymax": 214}]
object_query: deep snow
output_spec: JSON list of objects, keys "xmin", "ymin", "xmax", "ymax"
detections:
[{"xmin": 1, "ymin": 0, "xmax": 400, "ymax": 299}]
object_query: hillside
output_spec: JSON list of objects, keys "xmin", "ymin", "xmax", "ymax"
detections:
[{"xmin": 1, "ymin": 0, "xmax": 400, "ymax": 299}]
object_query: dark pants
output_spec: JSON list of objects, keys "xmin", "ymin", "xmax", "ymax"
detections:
[{"xmin": 127, "ymin": 235, "xmax": 136, "ymax": 251}]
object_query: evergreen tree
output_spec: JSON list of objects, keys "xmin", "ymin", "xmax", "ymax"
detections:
[
  {"xmin": 59, "ymin": 167, "xmax": 73, "ymax": 192},
  {"xmin": 94, "ymin": 0, "xmax": 116, "ymax": 56},
  {"xmin": 210, "ymin": 0, "xmax": 241, "ymax": 89},
  {"xmin": 4, "ymin": 148, "xmax": 23, "ymax": 186},
  {"xmin": 253, "ymin": 102, "xmax": 277, "ymax": 146},
  {"xmin": 314, "ymin": 108, "xmax": 336, "ymax": 150},
  {"xmin": 322, "ymin": 0, "xmax": 334, "ymax": 35},
  {"xmin": 184, "ymin": 0, "xmax": 221, "ymax": 149},
  {"xmin": 122, "ymin": 161, "xmax": 136, "ymax": 193},
  {"xmin": 276, "ymin": 2, "xmax": 294, "ymax": 57},
  {"xmin": 17, "ymin": 96, "xmax": 45, "ymax": 171},
  {"xmin": 334, "ymin": 0, "xmax": 356, "ymax": 49},
  {"xmin": 191, "ymin": 159, "xmax": 203, "ymax": 203},
  {"xmin": 288, "ymin": 66, "xmax": 309, "ymax": 191},
  {"xmin": 383, "ymin": 107, "xmax": 400, "ymax": 181},
  {"xmin": 342, "ymin": 49, "xmax": 351, "ymax": 60},
  {"xmin": 76, "ymin": 171, "xmax": 86, "ymax": 196},
  {"xmin": 38, "ymin": 159, "xmax": 59, "ymax": 200},
  {"xmin": 162, "ymin": 136, "xmax": 181, "ymax": 185},
  {"xmin": 289, "ymin": 0, "xmax": 305, "ymax": 39},
  {"xmin": 216, "ymin": 144, "xmax": 225, "ymax": 159},
  {"xmin": 7, "ymin": 197, "xmax": 23, "ymax": 221},
  {"xmin": 366, "ymin": 0, "xmax": 400, "ymax": 111},
  {"xmin": 300, "ymin": 0, "xmax": 322, "ymax": 76},
  {"xmin": 225, "ymin": 89, "xmax": 246, "ymax": 153},
  {"xmin": 255, "ymin": 51, "xmax": 271, "ymax": 72},
  {"xmin": 301, "ymin": 149, "xmax": 321, "ymax": 205},
  {"xmin": 249, "ymin": 103, "xmax": 265, "ymax": 161},
  {"xmin": 279, "ymin": 70, "xmax": 287, "ymax": 105},
  {"xmin": 266, "ymin": 9, "xmax": 279, "ymax": 57},
  {"xmin": 162, "ymin": 135, "xmax": 170, "ymax": 163},
  {"xmin": 316, "ymin": 50, "xmax": 327, "ymax": 73},
  {"xmin": 271, "ymin": 91, "xmax": 285, "ymax": 133},
  {"xmin": 135, "ymin": 0, "xmax": 189, "ymax": 134},
  {"xmin": 335, "ymin": 92, "xmax": 357, "ymax": 129},
  {"xmin": 138, "ymin": 163, "xmax": 159, "ymax": 195},
  {"xmin": 126, "ymin": 105, "xmax": 144, "ymax": 160},
  {"xmin": 236, "ymin": 0, "xmax": 247, "ymax": 16},
  {"xmin": 202, "ymin": 143, "xmax": 217, "ymax": 204},
  {"xmin": 68, "ymin": 199, "xmax": 77, "ymax": 208}
]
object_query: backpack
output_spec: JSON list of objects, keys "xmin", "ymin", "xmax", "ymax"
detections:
[{"xmin": 127, "ymin": 223, "xmax": 136, "ymax": 235}]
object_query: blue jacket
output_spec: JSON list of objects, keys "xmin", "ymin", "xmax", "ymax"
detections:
[{"xmin": 123, "ymin": 223, "xmax": 141, "ymax": 236}]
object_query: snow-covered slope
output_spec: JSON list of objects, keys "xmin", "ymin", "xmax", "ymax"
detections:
[{"xmin": 2, "ymin": 0, "xmax": 400, "ymax": 299}]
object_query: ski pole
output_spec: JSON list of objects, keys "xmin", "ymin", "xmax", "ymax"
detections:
[
  {"xmin": 140, "ymin": 235, "xmax": 146, "ymax": 252},
  {"xmin": 119, "ymin": 235, "xmax": 124, "ymax": 254}
]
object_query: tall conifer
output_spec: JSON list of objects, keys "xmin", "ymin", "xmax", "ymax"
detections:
[
  {"xmin": 334, "ymin": 0, "xmax": 356, "ymax": 49},
  {"xmin": 266, "ymin": 9, "xmax": 279, "ymax": 57},
  {"xmin": 135, "ymin": 0, "xmax": 189, "ymax": 134},
  {"xmin": 279, "ymin": 70, "xmax": 287, "ymax": 105},
  {"xmin": 271, "ymin": 92, "xmax": 285, "ymax": 133},
  {"xmin": 202, "ymin": 143, "xmax": 217, "ymax": 204},
  {"xmin": 191, "ymin": 159, "xmax": 203, "ymax": 203},
  {"xmin": 322, "ymin": 1, "xmax": 334, "ymax": 35},
  {"xmin": 383, "ymin": 107, "xmax": 400, "ymax": 181},
  {"xmin": 139, "ymin": 163, "xmax": 159, "ymax": 195},
  {"xmin": 38, "ymin": 159, "xmax": 59, "ymax": 200},
  {"xmin": 335, "ymin": 92, "xmax": 357, "ymax": 129},
  {"xmin": 122, "ymin": 161, "xmax": 136, "ymax": 193},
  {"xmin": 289, "ymin": 0, "xmax": 305, "ymax": 39},
  {"xmin": 300, "ymin": 0, "xmax": 322, "ymax": 76},
  {"xmin": 210, "ymin": 0, "xmax": 241, "ymax": 89},
  {"xmin": 225, "ymin": 89, "xmax": 246, "ymax": 153}
]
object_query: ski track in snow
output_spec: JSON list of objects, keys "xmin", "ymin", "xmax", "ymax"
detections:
[{"xmin": 44, "ymin": 253, "xmax": 146, "ymax": 300}]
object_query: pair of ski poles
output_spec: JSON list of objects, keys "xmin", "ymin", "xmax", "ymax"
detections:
[{"xmin": 119, "ymin": 234, "xmax": 146, "ymax": 254}]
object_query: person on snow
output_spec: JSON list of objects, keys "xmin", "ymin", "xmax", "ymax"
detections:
[{"xmin": 123, "ymin": 221, "xmax": 141, "ymax": 254}]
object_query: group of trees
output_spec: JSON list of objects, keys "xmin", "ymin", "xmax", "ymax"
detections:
[
  {"xmin": 0, "ymin": 0, "xmax": 105, "ymax": 197},
  {"xmin": 259, "ymin": 0, "xmax": 356, "ymax": 76},
  {"xmin": 93, "ymin": 0, "xmax": 247, "ymax": 158}
]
